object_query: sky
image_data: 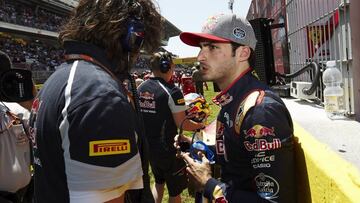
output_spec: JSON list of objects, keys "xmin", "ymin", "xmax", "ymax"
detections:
[{"xmin": 156, "ymin": 0, "xmax": 252, "ymax": 58}]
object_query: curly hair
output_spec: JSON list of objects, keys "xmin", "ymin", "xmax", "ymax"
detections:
[{"xmin": 59, "ymin": 0, "xmax": 163, "ymax": 73}]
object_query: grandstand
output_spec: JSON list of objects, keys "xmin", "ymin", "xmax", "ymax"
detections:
[{"xmin": 0, "ymin": 0, "xmax": 181, "ymax": 83}]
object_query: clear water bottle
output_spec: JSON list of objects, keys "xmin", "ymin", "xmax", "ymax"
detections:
[{"xmin": 322, "ymin": 61, "xmax": 346, "ymax": 119}]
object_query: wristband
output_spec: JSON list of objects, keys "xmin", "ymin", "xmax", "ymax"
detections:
[{"xmin": 203, "ymin": 178, "xmax": 220, "ymax": 200}]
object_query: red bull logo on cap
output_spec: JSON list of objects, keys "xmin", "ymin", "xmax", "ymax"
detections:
[{"xmin": 244, "ymin": 124, "xmax": 275, "ymax": 139}]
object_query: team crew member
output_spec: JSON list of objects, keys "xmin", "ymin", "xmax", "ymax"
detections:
[
  {"xmin": 176, "ymin": 14, "xmax": 296, "ymax": 202},
  {"xmin": 138, "ymin": 52, "xmax": 204, "ymax": 203},
  {"xmin": 27, "ymin": 0, "xmax": 162, "ymax": 202},
  {"xmin": 0, "ymin": 51, "xmax": 35, "ymax": 203}
]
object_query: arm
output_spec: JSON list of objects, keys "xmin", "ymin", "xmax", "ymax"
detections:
[
  {"xmin": 238, "ymin": 98, "xmax": 296, "ymax": 202},
  {"xmin": 181, "ymin": 153, "xmax": 270, "ymax": 203},
  {"xmin": 173, "ymin": 110, "xmax": 205, "ymax": 131},
  {"xmin": 168, "ymin": 86, "xmax": 205, "ymax": 132},
  {"xmin": 182, "ymin": 97, "xmax": 296, "ymax": 202},
  {"xmin": 64, "ymin": 92, "xmax": 143, "ymax": 198},
  {"xmin": 18, "ymin": 100, "xmax": 34, "ymax": 112},
  {"xmin": 231, "ymin": 99, "xmax": 295, "ymax": 202}
]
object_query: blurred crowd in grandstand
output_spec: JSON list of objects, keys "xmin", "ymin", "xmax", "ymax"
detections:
[
  {"xmin": 0, "ymin": 0, "xmax": 66, "ymax": 32},
  {"xmin": 0, "ymin": 0, "xmax": 196, "ymax": 85},
  {"xmin": 0, "ymin": 31, "xmax": 190, "ymax": 75},
  {"xmin": 0, "ymin": 34, "xmax": 64, "ymax": 71}
]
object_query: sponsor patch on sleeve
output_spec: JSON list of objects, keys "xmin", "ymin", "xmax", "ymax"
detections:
[
  {"xmin": 255, "ymin": 173, "xmax": 279, "ymax": 200},
  {"xmin": 89, "ymin": 139, "xmax": 130, "ymax": 156},
  {"xmin": 177, "ymin": 98, "xmax": 185, "ymax": 104}
]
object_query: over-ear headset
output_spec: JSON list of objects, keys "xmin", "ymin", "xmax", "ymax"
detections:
[
  {"xmin": 121, "ymin": 0, "xmax": 145, "ymax": 53},
  {"xmin": 0, "ymin": 69, "xmax": 34, "ymax": 102},
  {"xmin": 159, "ymin": 52, "xmax": 172, "ymax": 73}
]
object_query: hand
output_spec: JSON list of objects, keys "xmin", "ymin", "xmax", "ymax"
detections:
[
  {"xmin": 174, "ymin": 134, "xmax": 191, "ymax": 148},
  {"xmin": 174, "ymin": 134, "xmax": 192, "ymax": 157},
  {"xmin": 18, "ymin": 99, "xmax": 34, "ymax": 112},
  {"xmin": 198, "ymin": 123, "xmax": 206, "ymax": 130},
  {"xmin": 181, "ymin": 151, "xmax": 212, "ymax": 192}
]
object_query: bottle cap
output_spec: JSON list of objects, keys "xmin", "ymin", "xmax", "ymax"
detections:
[{"xmin": 326, "ymin": 60, "xmax": 336, "ymax": 67}]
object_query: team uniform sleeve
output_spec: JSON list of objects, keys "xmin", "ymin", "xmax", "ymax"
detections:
[
  {"xmin": 203, "ymin": 98, "xmax": 296, "ymax": 202},
  {"xmin": 66, "ymin": 91, "xmax": 140, "ymax": 167},
  {"xmin": 241, "ymin": 100, "xmax": 296, "ymax": 202},
  {"xmin": 168, "ymin": 86, "xmax": 186, "ymax": 113}
]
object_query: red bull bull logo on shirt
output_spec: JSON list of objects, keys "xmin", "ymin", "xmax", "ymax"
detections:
[
  {"xmin": 140, "ymin": 91, "xmax": 155, "ymax": 100},
  {"xmin": 244, "ymin": 124, "xmax": 275, "ymax": 139}
]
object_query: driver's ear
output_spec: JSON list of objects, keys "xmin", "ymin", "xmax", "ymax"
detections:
[{"xmin": 236, "ymin": 46, "xmax": 251, "ymax": 62}]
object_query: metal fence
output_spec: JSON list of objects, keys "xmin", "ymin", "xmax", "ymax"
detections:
[{"xmin": 286, "ymin": 0, "xmax": 354, "ymax": 114}]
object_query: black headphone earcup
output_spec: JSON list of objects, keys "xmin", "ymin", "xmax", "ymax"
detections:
[
  {"xmin": 159, "ymin": 59, "xmax": 170, "ymax": 73},
  {"xmin": 159, "ymin": 54, "xmax": 171, "ymax": 73}
]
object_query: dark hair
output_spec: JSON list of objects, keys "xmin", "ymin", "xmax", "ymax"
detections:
[
  {"xmin": 0, "ymin": 51, "xmax": 12, "ymax": 72},
  {"xmin": 59, "ymin": 0, "xmax": 162, "ymax": 73},
  {"xmin": 230, "ymin": 42, "xmax": 242, "ymax": 56},
  {"xmin": 231, "ymin": 42, "xmax": 256, "ymax": 68},
  {"xmin": 248, "ymin": 49, "xmax": 256, "ymax": 68}
]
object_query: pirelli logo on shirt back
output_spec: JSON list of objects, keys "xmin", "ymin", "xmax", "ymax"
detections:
[
  {"xmin": 177, "ymin": 98, "xmax": 185, "ymax": 104},
  {"xmin": 89, "ymin": 140, "xmax": 130, "ymax": 156}
]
